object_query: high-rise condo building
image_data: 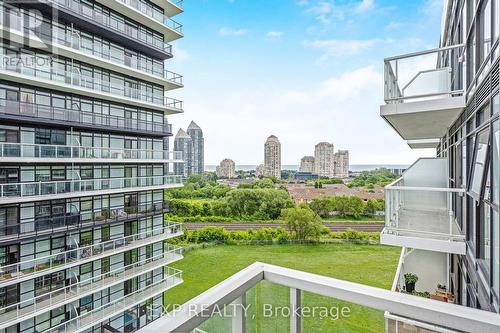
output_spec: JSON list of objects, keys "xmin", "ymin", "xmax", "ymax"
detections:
[
  {"xmin": 314, "ymin": 142, "xmax": 335, "ymax": 178},
  {"xmin": 216, "ymin": 159, "xmax": 236, "ymax": 179},
  {"xmin": 0, "ymin": 1, "xmax": 186, "ymax": 332},
  {"xmin": 264, "ymin": 135, "xmax": 281, "ymax": 179},
  {"xmin": 299, "ymin": 156, "xmax": 315, "ymax": 173},
  {"xmin": 334, "ymin": 150, "xmax": 349, "ymax": 178},
  {"xmin": 174, "ymin": 121, "xmax": 204, "ymax": 177},
  {"xmin": 255, "ymin": 164, "xmax": 266, "ymax": 178},
  {"xmin": 379, "ymin": 0, "xmax": 500, "ymax": 329},
  {"xmin": 173, "ymin": 128, "xmax": 192, "ymax": 177},
  {"xmin": 186, "ymin": 121, "xmax": 204, "ymax": 175}
]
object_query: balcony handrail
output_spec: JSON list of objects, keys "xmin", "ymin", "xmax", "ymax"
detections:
[
  {"xmin": 45, "ymin": 267, "xmax": 183, "ymax": 333},
  {"xmin": 0, "ymin": 201, "xmax": 173, "ymax": 240},
  {"xmin": 386, "ymin": 180, "xmax": 466, "ymax": 193},
  {"xmin": 117, "ymin": 0, "xmax": 183, "ymax": 34},
  {"xmin": 0, "ymin": 175, "xmax": 184, "ymax": 199},
  {"xmin": 0, "ymin": 223, "xmax": 182, "ymax": 282},
  {"xmin": 0, "ymin": 142, "xmax": 183, "ymax": 161},
  {"xmin": 384, "ymin": 44, "xmax": 465, "ymax": 63},
  {"xmin": 0, "ymin": 100, "xmax": 172, "ymax": 134},
  {"xmin": 140, "ymin": 262, "xmax": 500, "ymax": 333},
  {"xmin": 0, "ymin": 247, "xmax": 182, "ymax": 321},
  {"xmin": 384, "ymin": 225, "xmax": 466, "ymax": 241},
  {"xmin": 37, "ymin": 0, "xmax": 174, "ymax": 53}
]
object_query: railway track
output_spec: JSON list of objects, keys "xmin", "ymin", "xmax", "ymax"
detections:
[{"xmin": 184, "ymin": 222, "xmax": 383, "ymax": 233}]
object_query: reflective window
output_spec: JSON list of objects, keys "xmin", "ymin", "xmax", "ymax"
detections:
[{"xmin": 470, "ymin": 128, "xmax": 490, "ymax": 196}]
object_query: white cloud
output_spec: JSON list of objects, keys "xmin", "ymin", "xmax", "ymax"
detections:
[
  {"xmin": 218, "ymin": 27, "xmax": 248, "ymax": 37},
  {"xmin": 266, "ymin": 31, "xmax": 284, "ymax": 40},
  {"xmin": 356, "ymin": 0, "xmax": 374, "ymax": 12},
  {"xmin": 304, "ymin": 38, "xmax": 380, "ymax": 62}
]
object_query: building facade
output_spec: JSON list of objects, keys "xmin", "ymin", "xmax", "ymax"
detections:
[
  {"xmin": 334, "ymin": 150, "xmax": 349, "ymax": 178},
  {"xmin": 264, "ymin": 135, "xmax": 281, "ymax": 179},
  {"xmin": 380, "ymin": 0, "xmax": 500, "ymax": 329},
  {"xmin": 186, "ymin": 121, "xmax": 204, "ymax": 175},
  {"xmin": 0, "ymin": 1, "xmax": 186, "ymax": 332},
  {"xmin": 299, "ymin": 156, "xmax": 315, "ymax": 173},
  {"xmin": 173, "ymin": 129, "xmax": 192, "ymax": 177},
  {"xmin": 216, "ymin": 159, "xmax": 236, "ymax": 179},
  {"xmin": 255, "ymin": 164, "xmax": 266, "ymax": 178},
  {"xmin": 314, "ymin": 142, "xmax": 335, "ymax": 178}
]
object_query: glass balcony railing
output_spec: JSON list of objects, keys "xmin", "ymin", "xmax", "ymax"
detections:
[
  {"xmin": 45, "ymin": 267, "xmax": 183, "ymax": 333},
  {"xmin": 0, "ymin": 142, "xmax": 183, "ymax": 161},
  {"xmin": 384, "ymin": 44, "xmax": 464, "ymax": 103},
  {"xmin": 0, "ymin": 247, "xmax": 182, "ymax": 326},
  {"xmin": 0, "ymin": 223, "xmax": 182, "ymax": 284},
  {"xmin": 0, "ymin": 175, "xmax": 184, "ymax": 200},
  {"xmin": 117, "ymin": 0, "xmax": 183, "ymax": 34},
  {"xmin": 0, "ymin": 6, "xmax": 183, "ymax": 83},
  {"xmin": 382, "ymin": 158, "xmax": 466, "ymax": 252},
  {"xmin": 0, "ymin": 201, "xmax": 173, "ymax": 240},
  {"xmin": 0, "ymin": 62, "xmax": 183, "ymax": 110},
  {"xmin": 44, "ymin": 0, "xmax": 174, "ymax": 53},
  {"xmin": 0, "ymin": 100, "xmax": 172, "ymax": 135}
]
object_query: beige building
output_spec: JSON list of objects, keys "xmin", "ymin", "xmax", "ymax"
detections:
[
  {"xmin": 314, "ymin": 142, "xmax": 335, "ymax": 178},
  {"xmin": 299, "ymin": 156, "xmax": 315, "ymax": 173},
  {"xmin": 334, "ymin": 150, "xmax": 349, "ymax": 178},
  {"xmin": 264, "ymin": 135, "xmax": 281, "ymax": 179},
  {"xmin": 216, "ymin": 158, "xmax": 236, "ymax": 179},
  {"xmin": 255, "ymin": 164, "xmax": 266, "ymax": 178}
]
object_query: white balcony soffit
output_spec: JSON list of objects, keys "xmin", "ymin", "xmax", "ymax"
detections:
[
  {"xmin": 407, "ymin": 138, "xmax": 441, "ymax": 149},
  {"xmin": 151, "ymin": 0, "xmax": 183, "ymax": 17},
  {"xmin": 139, "ymin": 262, "xmax": 500, "ymax": 333}
]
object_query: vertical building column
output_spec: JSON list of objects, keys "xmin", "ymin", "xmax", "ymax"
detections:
[
  {"xmin": 290, "ymin": 287, "xmax": 301, "ymax": 333},
  {"xmin": 232, "ymin": 293, "xmax": 246, "ymax": 333}
]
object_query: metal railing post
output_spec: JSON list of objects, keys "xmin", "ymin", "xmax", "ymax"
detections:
[
  {"xmin": 232, "ymin": 293, "xmax": 246, "ymax": 333},
  {"xmin": 290, "ymin": 288, "xmax": 302, "ymax": 333}
]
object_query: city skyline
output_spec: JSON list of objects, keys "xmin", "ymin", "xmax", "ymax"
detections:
[{"xmin": 168, "ymin": 0, "xmax": 441, "ymax": 165}]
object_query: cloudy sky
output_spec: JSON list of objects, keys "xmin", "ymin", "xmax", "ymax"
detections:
[{"xmin": 167, "ymin": 0, "xmax": 444, "ymax": 165}]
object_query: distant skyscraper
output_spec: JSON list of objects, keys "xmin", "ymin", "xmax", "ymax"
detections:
[
  {"xmin": 334, "ymin": 150, "xmax": 350, "ymax": 178},
  {"xmin": 187, "ymin": 121, "xmax": 204, "ymax": 174},
  {"xmin": 314, "ymin": 142, "xmax": 335, "ymax": 178},
  {"xmin": 174, "ymin": 129, "xmax": 193, "ymax": 177},
  {"xmin": 299, "ymin": 156, "xmax": 315, "ymax": 173},
  {"xmin": 264, "ymin": 135, "xmax": 281, "ymax": 179},
  {"xmin": 216, "ymin": 159, "xmax": 236, "ymax": 179}
]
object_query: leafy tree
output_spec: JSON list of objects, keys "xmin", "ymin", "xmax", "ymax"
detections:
[{"xmin": 282, "ymin": 204, "xmax": 323, "ymax": 240}]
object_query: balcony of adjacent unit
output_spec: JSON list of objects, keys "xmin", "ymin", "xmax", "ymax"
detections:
[
  {"xmin": 150, "ymin": 0, "xmax": 183, "ymax": 17},
  {"xmin": 0, "ymin": 175, "xmax": 184, "ymax": 205},
  {"xmin": 0, "ymin": 100, "xmax": 173, "ymax": 136},
  {"xmin": 0, "ymin": 142, "xmax": 183, "ymax": 164},
  {"xmin": 385, "ymin": 248, "xmax": 456, "ymax": 333},
  {"xmin": 45, "ymin": 266, "xmax": 182, "ymax": 333},
  {"xmin": 138, "ymin": 262, "xmax": 500, "ymax": 333},
  {"xmin": 0, "ymin": 54, "xmax": 183, "ymax": 115},
  {"xmin": 381, "ymin": 158, "xmax": 466, "ymax": 255},
  {"xmin": 0, "ymin": 225, "xmax": 183, "ymax": 287},
  {"xmin": 0, "ymin": 248, "xmax": 183, "ymax": 330},
  {"xmin": 98, "ymin": 0, "xmax": 184, "ymax": 42},
  {"xmin": 0, "ymin": 8, "xmax": 183, "ymax": 90},
  {"xmin": 13, "ymin": 0, "xmax": 174, "ymax": 60},
  {"xmin": 381, "ymin": 45, "xmax": 466, "ymax": 149},
  {"xmin": 0, "ymin": 200, "xmax": 175, "ymax": 243}
]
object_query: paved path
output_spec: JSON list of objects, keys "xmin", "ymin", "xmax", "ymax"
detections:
[{"xmin": 184, "ymin": 222, "xmax": 383, "ymax": 232}]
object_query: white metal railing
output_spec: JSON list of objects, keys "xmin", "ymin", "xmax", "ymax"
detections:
[
  {"xmin": 117, "ymin": 0, "xmax": 183, "ymax": 34},
  {"xmin": 384, "ymin": 44, "xmax": 464, "ymax": 103},
  {"xmin": 45, "ymin": 267, "xmax": 183, "ymax": 333},
  {"xmin": 0, "ymin": 175, "xmax": 184, "ymax": 199},
  {"xmin": 384, "ymin": 177, "xmax": 465, "ymax": 241},
  {"xmin": 0, "ymin": 223, "xmax": 182, "ymax": 284},
  {"xmin": 0, "ymin": 143, "xmax": 183, "ymax": 161},
  {"xmin": 0, "ymin": 247, "xmax": 182, "ymax": 326},
  {"xmin": 138, "ymin": 262, "xmax": 500, "ymax": 333}
]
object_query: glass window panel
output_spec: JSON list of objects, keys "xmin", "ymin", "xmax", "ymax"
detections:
[
  {"xmin": 493, "ymin": 120, "xmax": 499, "ymax": 206},
  {"xmin": 470, "ymin": 129, "xmax": 490, "ymax": 196}
]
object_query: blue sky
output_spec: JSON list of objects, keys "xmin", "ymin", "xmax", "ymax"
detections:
[{"xmin": 168, "ymin": 0, "xmax": 444, "ymax": 165}]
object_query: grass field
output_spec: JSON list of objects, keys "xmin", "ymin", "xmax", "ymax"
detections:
[{"xmin": 164, "ymin": 243, "xmax": 400, "ymax": 333}]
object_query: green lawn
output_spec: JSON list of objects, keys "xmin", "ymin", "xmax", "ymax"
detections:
[{"xmin": 164, "ymin": 243, "xmax": 400, "ymax": 333}]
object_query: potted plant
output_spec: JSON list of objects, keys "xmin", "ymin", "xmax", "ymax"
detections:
[
  {"xmin": 437, "ymin": 283, "xmax": 447, "ymax": 293},
  {"xmin": 404, "ymin": 273, "xmax": 418, "ymax": 293}
]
